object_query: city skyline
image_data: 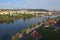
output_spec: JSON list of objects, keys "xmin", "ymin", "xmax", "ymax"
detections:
[{"xmin": 0, "ymin": 0, "xmax": 60, "ymax": 11}]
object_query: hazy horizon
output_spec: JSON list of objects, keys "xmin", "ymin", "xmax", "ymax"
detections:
[{"xmin": 0, "ymin": 0, "xmax": 60, "ymax": 11}]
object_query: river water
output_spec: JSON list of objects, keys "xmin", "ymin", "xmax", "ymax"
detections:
[{"xmin": 0, "ymin": 15, "xmax": 60, "ymax": 40}]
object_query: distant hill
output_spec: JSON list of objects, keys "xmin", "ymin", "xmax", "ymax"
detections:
[
  {"xmin": 0, "ymin": 9, "xmax": 49, "ymax": 12},
  {"xmin": 27, "ymin": 9, "xmax": 49, "ymax": 12}
]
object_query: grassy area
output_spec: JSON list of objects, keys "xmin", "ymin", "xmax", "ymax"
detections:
[
  {"xmin": 38, "ymin": 27, "xmax": 60, "ymax": 40},
  {"xmin": 0, "ymin": 13, "xmax": 34, "ymax": 22}
]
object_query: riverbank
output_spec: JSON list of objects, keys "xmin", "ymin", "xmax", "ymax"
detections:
[
  {"xmin": 11, "ymin": 17, "xmax": 46, "ymax": 40},
  {"xmin": 0, "ymin": 13, "xmax": 34, "ymax": 22}
]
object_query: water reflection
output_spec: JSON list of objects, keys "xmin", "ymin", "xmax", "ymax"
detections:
[
  {"xmin": 0, "ymin": 19, "xmax": 14, "ymax": 24},
  {"xmin": 0, "ymin": 16, "xmax": 35, "ymax": 24}
]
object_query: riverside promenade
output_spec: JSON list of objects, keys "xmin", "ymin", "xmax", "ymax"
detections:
[{"xmin": 14, "ymin": 22, "xmax": 44, "ymax": 40}]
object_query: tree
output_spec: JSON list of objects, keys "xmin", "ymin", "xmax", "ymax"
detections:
[{"xmin": 56, "ymin": 19, "xmax": 60, "ymax": 26}]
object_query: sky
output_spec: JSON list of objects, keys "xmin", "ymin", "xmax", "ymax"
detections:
[{"xmin": 0, "ymin": 0, "xmax": 60, "ymax": 11}]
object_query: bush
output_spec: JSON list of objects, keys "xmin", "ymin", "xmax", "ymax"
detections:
[{"xmin": 21, "ymin": 29, "xmax": 27, "ymax": 34}]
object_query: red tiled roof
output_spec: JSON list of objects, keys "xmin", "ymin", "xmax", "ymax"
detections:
[{"xmin": 48, "ymin": 19, "xmax": 56, "ymax": 24}]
